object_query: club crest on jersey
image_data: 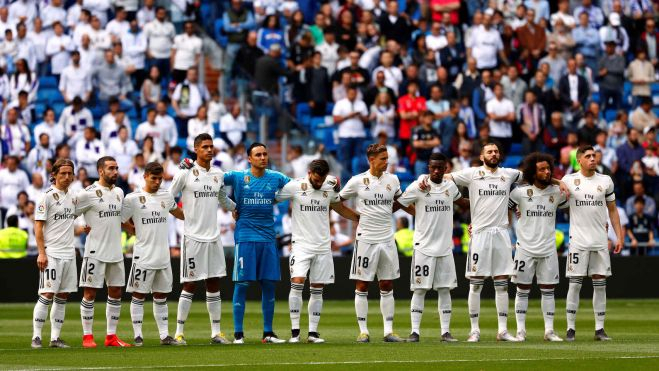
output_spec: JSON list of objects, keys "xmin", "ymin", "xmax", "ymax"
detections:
[
  {"xmin": 416, "ymin": 277, "xmax": 421, "ymax": 284},
  {"xmin": 500, "ymin": 175, "xmax": 505, "ymax": 182},
  {"xmin": 444, "ymin": 190, "xmax": 450, "ymax": 197},
  {"xmin": 116, "ymin": 195, "xmax": 120, "ymax": 202},
  {"xmin": 161, "ymin": 201, "xmax": 166, "ymax": 209},
  {"xmin": 386, "ymin": 184, "xmax": 392, "ymax": 192},
  {"xmin": 363, "ymin": 177, "xmax": 370, "ymax": 190},
  {"xmin": 549, "ymin": 195, "xmax": 555, "ymax": 203},
  {"xmin": 53, "ymin": 193, "xmax": 59, "ymax": 201},
  {"xmin": 597, "ymin": 185, "xmax": 603, "ymax": 193},
  {"xmin": 213, "ymin": 176, "xmax": 218, "ymax": 184},
  {"xmin": 323, "ymin": 191, "xmax": 328, "ymax": 198}
]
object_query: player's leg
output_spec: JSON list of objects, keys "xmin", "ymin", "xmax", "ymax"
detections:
[
  {"xmin": 258, "ymin": 241, "xmax": 283, "ymax": 343},
  {"xmin": 435, "ymin": 255, "xmax": 458, "ymax": 341},
  {"xmin": 409, "ymin": 251, "xmax": 431, "ymax": 341},
  {"xmin": 206, "ymin": 238, "xmax": 229, "ymax": 343},
  {"xmin": 512, "ymin": 252, "xmax": 534, "ymax": 341},
  {"xmin": 79, "ymin": 257, "xmax": 103, "ymax": 348},
  {"xmin": 591, "ymin": 248, "xmax": 613, "ymax": 340},
  {"xmin": 49, "ymin": 257, "xmax": 77, "ymax": 348},
  {"xmin": 288, "ymin": 250, "xmax": 308, "ymax": 342},
  {"xmin": 378, "ymin": 241, "xmax": 402, "ymax": 342},
  {"xmin": 565, "ymin": 247, "xmax": 589, "ymax": 341},
  {"xmin": 130, "ymin": 292, "xmax": 146, "ymax": 346},
  {"xmin": 175, "ymin": 237, "xmax": 199, "ymax": 343},
  {"xmin": 492, "ymin": 230, "xmax": 516, "ymax": 341},
  {"xmin": 307, "ymin": 252, "xmax": 332, "ymax": 343},
  {"xmin": 232, "ymin": 242, "xmax": 256, "ymax": 343},
  {"xmin": 465, "ymin": 233, "xmax": 487, "ymax": 342},
  {"xmin": 354, "ymin": 280, "xmax": 370, "ymax": 341},
  {"xmin": 537, "ymin": 254, "xmax": 561, "ymax": 341},
  {"xmin": 151, "ymin": 265, "xmax": 176, "ymax": 345},
  {"xmin": 350, "ymin": 241, "xmax": 379, "ymax": 342},
  {"xmin": 105, "ymin": 261, "xmax": 130, "ymax": 347},
  {"xmin": 32, "ymin": 287, "xmax": 53, "ymax": 348}
]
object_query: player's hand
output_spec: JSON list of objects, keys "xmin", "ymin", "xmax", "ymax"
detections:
[
  {"xmin": 467, "ymin": 224, "xmax": 472, "ymax": 237},
  {"xmin": 179, "ymin": 158, "xmax": 194, "ymax": 169},
  {"xmin": 232, "ymin": 210, "xmax": 239, "ymax": 221},
  {"xmin": 419, "ymin": 176, "xmax": 429, "ymax": 191},
  {"xmin": 631, "ymin": 238, "xmax": 638, "ymax": 248},
  {"xmin": 37, "ymin": 253, "xmax": 48, "ymax": 272},
  {"xmin": 83, "ymin": 225, "xmax": 91, "ymax": 234},
  {"xmin": 558, "ymin": 180, "xmax": 570, "ymax": 198},
  {"xmin": 614, "ymin": 240, "xmax": 623, "ymax": 254},
  {"xmin": 515, "ymin": 207, "xmax": 521, "ymax": 219}
]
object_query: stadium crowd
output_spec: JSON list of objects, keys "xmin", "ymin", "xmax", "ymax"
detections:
[{"xmin": 0, "ymin": 0, "xmax": 657, "ymax": 259}]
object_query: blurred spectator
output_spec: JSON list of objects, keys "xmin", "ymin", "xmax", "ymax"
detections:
[
  {"xmin": 75, "ymin": 126, "xmax": 104, "ymax": 180},
  {"xmin": 332, "ymin": 84, "xmax": 367, "ymax": 180},
  {"xmin": 93, "ymin": 49, "xmax": 132, "ymax": 106},
  {"xmin": 0, "ymin": 107, "xmax": 30, "ymax": 158},
  {"xmin": 573, "ymin": 12, "xmax": 601, "ymax": 73},
  {"xmin": 171, "ymin": 21, "xmax": 202, "ymax": 84},
  {"xmin": 573, "ymin": 0, "xmax": 605, "ymax": 29},
  {"xmin": 59, "ymin": 50, "xmax": 92, "ymax": 104},
  {"xmin": 630, "ymin": 97, "xmax": 659, "ymax": 132},
  {"xmin": 155, "ymin": 99, "xmax": 178, "ymax": 149},
  {"xmin": 379, "ymin": 1, "xmax": 411, "ymax": 46},
  {"xmin": 625, "ymin": 181, "xmax": 657, "ymax": 217},
  {"xmin": 186, "ymin": 105, "xmax": 213, "ymax": 153},
  {"xmin": 306, "ymin": 51, "xmax": 331, "ymax": 117},
  {"xmin": 638, "ymin": 18, "xmax": 658, "ymax": 69},
  {"xmin": 364, "ymin": 69, "xmax": 395, "ymax": 108},
  {"xmin": 438, "ymin": 101, "xmax": 462, "ymax": 155},
  {"xmin": 516, "ymin": 8, "xmax": 546, "ymax": 74},
  {"xmin": 45, "ymin": 21, "xmax": 72, "ymax": 80},
  {"xmin": 558, "ymin": 57, "xmax": 589, "ymax": 119},
  {"xmin": 472, "ymin": 69, "xmax": 493, "ymax": 126},
  {"xmin": 25, "ymin": 132, "xmax": 52, "ymax": 177},
  {"xmin": 172, "ymin": 68, "xmax": 209, "ymax": 138},
  {"xmin": 286, "ymin": 144, "xmax": 322, "ymax": 179},
  {"xmin": 427, "ymin": 84, "xmax": 451, "ymax": 130},
  {"xmin": 142, "ymin": 136, "xmax": 163, "ymax": 163},
  {"xmin": 439, "ymin": 32, "xmax": 465, "ymax": 82},
  {"xmin": 551, "ymin": 0, "xmax": 576, "ymax": 29},
  {"xmin": 143, "ymin": 6, "xmax": 175, "ymax": 85},
  {"xmin": 107, "ymin": 125, "xmax": 139, "ymax": 188},
  {"xmin": 372, "ymin": 50, "xmax": 403, "ymax": 95},
  {"xmin": 33, "ymin": 108, "xmax": 64, "ymax": 150},
  {"xmin": 59, "ymin": 96, "xmax": 93, "ymax": 149},
  {"xmin": 616, "ymin": 128, "xmax": 646, "ymax": 176},
  {"xmin": 135, "ymin": 108, "xmax": 169, "ymax": 155},
  {"xmin": 0, "ymin": 214, "xmax": 27, "ymax": 257},
  {"xmin": 369, "ymin": 91, "xmax": 395, "ymax": 139},
  {"xmin": 517, "ymin": 89, "xmax": 545, "ymax": 155},
  {"xmin": 9, "ymin": 58, "xmax": 37, "ymax": 103},
  {"xmin": 539, "ymin": 42, "xmax": 567, "ymax": 87},
  {"xmin": 594, "ymin": 131, "xmax": 619, "ymax": 173},
  {"xmin": 127, "ymin": 152, "xmax": 145, "ymax": 191},
  {"xmin": 501, "ymin": 65, "xmax": 527, "ymax": 107},
  {"xmin": 599, "ymin": 13, "xmax": 629, "ymax": 55},
  {"xmin": 486, "ymin": 82, "xmax": 515, "ymax": 154},
  {"xmin": 578, "ymin": 111, "xmax": 601, "ymax": 145},
  {"xmin": 467, "ymin": 13, "xmax": 508, "ymax": 71},
  {"xmin": 137, "ymin": 0, "xmax": 156, "ymax": 28},
  {"xmin": 315, "ymin": 29, "xmax": 338, "ymax": 76},
  {"xmin": 256, "ymin": 14, "xmax": 285, "ymax": 55},
  {"xmin": 598, "ymin": 40, "xmax": 626, "ymax": 111},
  {"xmin": 121, "ymin": 19, "xmax": 147, "ymax": 89},
  {"xmin": 627, "ymin": 196, "xmax": 655, "ymax": 255},
  {"xmin": 0, "ymin": 156, "xmax": 29, "ymax": 225},
  {"xmin": 398, "ymin": 81, "xmax": 426, "ymax": 156},
  {"xmin": 140, "ymin": 65, "xmax": 161, "ymax": 108},
  {"xmin": 627, "ymin": 49, "xmax": 655, "ymax": 105},
  {"xmin": 412, "ymin": 111, "xmax": 441, "ymax": 176},
  {"xmin": 219, "ymin": 104, "xmax": 247, "ymax": 149},
  {"xmin": 100, "ymin": 98, "xmax": 130, "ymax": 145}
]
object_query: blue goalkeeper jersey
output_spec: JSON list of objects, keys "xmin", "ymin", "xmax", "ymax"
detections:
[{"xmin": 225, "ymin": 168, "xmax": 290, "ymax": 243}]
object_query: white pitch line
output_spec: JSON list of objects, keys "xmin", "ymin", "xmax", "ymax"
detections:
[{"xmin": 6, "ymin": 355, "xmax": 659, "ymax": 370}]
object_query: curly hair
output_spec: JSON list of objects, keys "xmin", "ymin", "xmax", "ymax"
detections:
[{"xmin": 522, "ymin": 152, "xmax": 555, "ymax": 185}]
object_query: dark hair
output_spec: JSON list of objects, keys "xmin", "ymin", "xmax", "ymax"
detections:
[
  {"xmin": 480, "ymin": 141, "xmax": 500, "ymax": 154},
  {"xmin": 366, "ymin": 143, "xmax": 387, "ymax": 158},
  {"xmin": 97, "ymin": 156, "xmax": 117, "ymax": 170},
  {"xmin": 429, "ymin": 152, "xmax": 448, "ymax": 162},
  {"xmin": 248, "ymin": 142, "xmax": 267, "ymax": 156},
  {"xmin": 17, "ymin": 90, "xmax": 27, "ymax": 97},
  {"xmin": 144, "ymin": 161, "xmax": 164, "ymax": 175},
  {"xmin": 576, "ymin": 145, "xmax": 594, "ymax": 158},
  {"xmin": 308, "ymin": 159, "xmax": 330, "ymax": 177},
  {"xmin": 398, "ymin": 217, "xmax": 409, "ymax": 228},
  {"xmin": 50, "ymin": 159, "xmax": 75, "ymax": 184},
  {"xmin": 6, "ymin": 215, "xmax": 18, "ymax": 228},
  {"xmin": 522, "ymin": 152, "xmax": 555, "ymax": 184},
  {"xmin": 634, "ymin": 196, "xmax": 645, "ymax": 205},
  {"xmin": 171, "ymin": 146, "xmax": 182, "ymax": 155},
  {"xmin": 193, "ymin": 133, "xmax": 213, "ymax": 148}
]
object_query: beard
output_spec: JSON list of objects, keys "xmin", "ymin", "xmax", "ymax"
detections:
[
  {"xmin": 536, "ymin": 176, "xmax": 552, "ymax": 187},
  {"xmin": 483, "ymin": 157, "xmax": 499, "ymax": 168}
]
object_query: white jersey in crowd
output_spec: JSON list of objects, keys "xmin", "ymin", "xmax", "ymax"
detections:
[
  {"xmin": 75, "ymin": 182, "xmax": 124, "ymax": 263},
  {"xmin": 340, "ymin": 171, "xmax": 402, "ymax": 243},
  {"xmin": 169, "ymin": 162, "xmax": 235, "ymax": 243},
  {"xmin": 509, "ymin": 184, "xmax": 566, "ymax": 257},
  {"xmin": 397, "ymin": 178, "xmax": 461, "ymax": 257},
  {"xmin": 563, "ymin": 171, "xmax": 615, "ymax": 251},
  {"xmin": 276, "ymin": 176, "xmax": 340, "ymax": 254},
  {"xmin": 35, "ymin": 186, "xmax": 77, "ymax": 259},
  {"xmin": 451, "ymin": 166, "xmax": 522, "ymax": 233},
  {"xmin": 122, "ymin": 189, "xmax": 177, "ymax": 270}
]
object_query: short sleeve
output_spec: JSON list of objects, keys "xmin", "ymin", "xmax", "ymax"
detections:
[
  {"xmin": 508, "ymin": 188, "xmax": 521, "ymax": 209},
  {"xmin": 166, "ymin": 193, "xmax": 177, "ymax": 211},
  {"xmin": 169, "ymin": 169, "xmax": 187, "ymax": 197},
  {"xmin": 121, "ymin": 196, "xmax": 134, "ymax": 223},
  {"xmin": 223, "ymin": 170, "xmax": 238, "ymax": 188},
  {"xmin": 35, "ymin": 193, "xmax": 48, "ymax": 221},
  {"xmin": 277, "ymin": 172, "xmax": 291, "ymax": 190},
  {"xmin": 451, "ymin": 168, "xmax": 474, "ymax": 187},
  {"xmin": 397, "ymin": 181, "xmax": 418, "ymax": 207},
  {"xmin": 339, "ymin": 176, "xmax": 359, "ymax": 200},
  {"xmin": 275, "ymin": 180, "xmax": 296, "ymax": 202},
  {"xmin": 605, "ymin": 177, "xmax": 615, "ymax": 202},
  {"xmin": 450, "ymin": 182, "xmax": 462, "ymax": 201},
  {"xmin": 74, "ymin": 190, "xmax": 91, "ymax": 216},
  {"xmin": 393, "ymin": 176, "xmax": 403, "ymax": 197}
]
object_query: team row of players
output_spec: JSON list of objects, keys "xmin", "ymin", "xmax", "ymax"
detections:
[{"xmin": 30, "ymin": 133, "xmax": 622, "ymax": 347}]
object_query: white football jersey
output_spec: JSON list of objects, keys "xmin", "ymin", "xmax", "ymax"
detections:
[
  {"xmin": 451, "ymin": 166, "xmax": 521, "ymax": 233},
  {"xmin": 398, "ymin": 178, "xmax": 461, "ymax": 257},
  {"xmin": 275, "ymin": 176, "xmax": 340, "ymax": 253},
  {"xmin": 122, "ymin": 189, "xmax": 177, "ymax": 269},
  {"xmin": 35, "ymin": 186, "xmax": 77, "ymax": 259},
  {"xmin": 169, "ymin": 162, "xmax": 235, "ymax": 243},
  {"xmin": 509, "ymin": 184, "xmax": 566, "ymax": 257},
  {"xmin": 75, "ymin": 182, "xmax": 124, "ymax": 263},
  {"xmin": 340, "ymin": 171, "xmax": 402, "ymax": 243},
  {"xmin": 563, "ymin": 172, "xmax": 615, "ymax": 250}
]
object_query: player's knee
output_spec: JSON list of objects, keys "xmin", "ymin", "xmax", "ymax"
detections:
[
  {"xmin": 41, "ymin": 292, "xmax": 54, "ymax": 300},
  {"xmin": 355, "ymin": 281, "xmax": 369, "ymax": 292},
  {"xmin": 107, "ymin": 286, "xmax": 122, "ymax": 298},
  {"xmin": 413, "ymin": 289, "xmax": 428, "ymax": 297},
  {"xmin": 517, "ymin": 284, "xmax": 532, "ymax": 291},
  {"xmin": 291, "ymin": 277, "xmax": 306, "ymax": 284},
  {"xmin": 539, "ymin": 284, "xmax": 555, "ymax": 290},
  {"xmin": 83, "ymin": 288, "xmax": 96, "ymax": 301},
  {"xmin": 132, "ymin": 292, "xmax": 147, "ymax": 300},
  {"xmin": 182, "ymin": 282, "xmax": 197, "ymax": 292},
  {"xmin": 469, "ymin": 279, "xmax": 484, "ymax": 293},
  {"xmin": 591, "ymin": 275, "xmax": 607, "ymax": 280},
  {"xmin": 152, "ymin": 292, "xmax": 168, "ymax": 300},
  {"xmin": 378, "ymin": 280, "xmax": 393, "ymax": 292},
  {"xmin": 309, "ymin": 283, "xmax": 324, "ymax": 289},
  {"xmin": 55, "ymin": 293, "xmax": 68, "ymax": 300},
  {"xmin": 205, "ymin": 277, "xmax": 221, "ymax": 293}
]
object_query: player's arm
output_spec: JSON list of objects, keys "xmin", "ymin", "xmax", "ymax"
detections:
[
  {"xmin": 275, "ymin": 181, "xmax": 295, "ymax": 202},
  {"xmin": 339, "ymin": 177, "xmax": 358, "ymax": 202},
  {"xmin": 550, "ymin": 177, "xmax": 569, "ymax": 197},
  {"xmin": 217, "ymin": 185, "xmax": 236, "ymax": 211},
  {"xmin": 169, "ymin": 169, "xmax": 187, "ymax": 198},
  {"xmin": 169, "ymin": 207, "xmax": 184, "ymax": 220},
  {"xmin": 626, "ymin": 226, "xmax": 638, "ymax": 248},
  {"xmin": 607, "ymin": 200, "xmax": 624, "ymax": 254},
  {"xmin": 35, "ymin": 220, "xmax": 47, "ymax": 271},
  {"xmin": 330, "ymin": 202, "xmax": 360, "ymax": 221},
  {"xmin": 393, "ymin": 185, "xmax": 415, "ymax": 215},
  {"xmin": 120, "ymin": 196, "xmax": 136, "ymax": 236}
]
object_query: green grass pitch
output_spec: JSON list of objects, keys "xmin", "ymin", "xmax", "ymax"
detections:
[{"xmin": 1, "ymin": 299, "xmax": 658, "ymax": 370}]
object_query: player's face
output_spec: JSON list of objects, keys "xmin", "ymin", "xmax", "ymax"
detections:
[
  {"xmin": 100, "ymin": 161, "xmax": 119, "ymax": 185},
  {"xmin": 535, "ymin": 161, "xmax": 552, "ymax": 186},
  {"xmin": 578, "ymin": 150, "xmax": 597, "ymax": 171},
  {"xmin": 308, "ymin": 171, "xmax": 327, "ymax": 190},
  {"xmin": 428, "ymin": 160, "xmax": 446, "ymax": 183},
  {"xmin": 248, "ymin": 146, "xmax": 269, "ymax": 170},
  {"xmin": 480, "ymin": 144, "xmax": 500, "ymax": 168},
  {"xmin": 195, "ymin": 140, "xmax": 214, "ymax": 162},
  {"xmin": 369, "ymin": 151, "xmax": 388, "ymax": 173},
  {"xmin": 144, "ymin": 172, "xmax": 163, "ymax": 193},
  {"xmin": 55, "ymin": 165, "xmax": 74, "ymax": 189}
]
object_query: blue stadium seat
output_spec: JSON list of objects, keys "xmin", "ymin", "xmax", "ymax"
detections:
[
  {"xmin": 502, "ymin": 155, "xmax": 522, "ymax": 168},
  {"xmin": 34, "ymin": 102, "xmax": 46, "ymax": 120},
  {"xmin": 39, "ymin": 76, "xmax": 58, "ymax": 89},
  {"xmin": 510, "ymin": 143, "xmax": 522, "ymax": 156},
  {"xmin": 214, "ymin": 19, "xmax": 228, "ymax": 48},
  {"xmin": 53, "ymin": 102, "xmax": 66, "ymax": 117},
  {"xmin": 91, "ymin": 106, "xmax": 105, "ymax": 119},
  {"xmin": 604, "ymin": 109, "xmax": 617, "ymax": 122}
]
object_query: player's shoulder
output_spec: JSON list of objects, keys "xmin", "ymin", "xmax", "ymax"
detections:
[
  {"xmin": 124, "ymin": 189, "xmax": 143, "ymax": 200},
  {"xmin": 594, "ymin": 172, "xmax": 613, "ymax": 182},
  {"xmin": 83, "ymin": 183, "xmax": 98, "ymax": 192}
]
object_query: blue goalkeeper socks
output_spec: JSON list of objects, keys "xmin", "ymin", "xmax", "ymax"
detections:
[
  {"xmin": 233, "ymin": 281, "xmax": 249, "ymax": 333},
  {"xmin": 261, "ymin": 280, "xmax": 276, "ymax": 333}
]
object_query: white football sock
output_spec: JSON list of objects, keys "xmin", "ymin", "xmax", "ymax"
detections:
[
  {"xmin": 515, "ymin": 287, "xmax": 530, "ymax": 334},
  {"xmin": 468, "ymin": 279, "xmax": 484, "ymax": 332},
  {"xmin": 308, "ymin": 287, "xmax": 323, "ymax": 333},
  {"xmin": 566, "ymin": 277, "xmax": 583, "ymax": 331},
  {"xmin": 494, "ymin": 279, "xmax": 509, "ymax": 333},
  {"xmin": 410, "ymin": 289, "xmax": 426, "ymax": 335},
  {"xmin": 355, "ymin": 290, "xmax": 369, "ymax": 334},
  {"xmin": 437, "ymin": 288, "xmax": 452, "ymax": 334},
  {"xmin": 50, "ymin": 297, "xmax": 67, "ymax": 341},
  {"xmin": 380, "ymin": 290, "xmax": 395, "ymax": 336},
  {"xmin": 175, "ymin": 290, "xmax": 193, "ymax": 337},
  {"xmin": 106, "ymin": 297, "xmax": 122, "ymax": 336},
  {"xmin": 289, "ymin": 283, "xmax": 304, "ymax": 331},
  {"xmin": 130, "ymin": 297, "xmax": 145, "ymax": 339},
  {"xmin": 592, "ymin": 279, "xmax": 607, "ymax": 331},
  {"xmin": 33, "ymin": 295, "xmax": 52, "ymax": 339},
  {"xmin": 206, "ymin": 291, "xmax": 222, "ymax": 337},
  {"xmin": 540, "ymin": 288, "xmax": 555, "ymax": 332},
  {"xmin": 153, "ymin": 297, "xmax": 169, "ymax": 340},
  {"xmin": 80, "ymin": 298, "xmax": 94, "ymax": 336}
]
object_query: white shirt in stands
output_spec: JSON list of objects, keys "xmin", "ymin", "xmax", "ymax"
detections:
[
  {"xmin": 185, "ymin": 118, "xmax": 214, "ymax": 152},
  {"xmin": 156, "ymin": 114, "xmax": 178, "ymax": 147},
  {"xmin": 509, "ymin": 184, "xmax": 566, "ymax": 257},
  {"xmin": 75, "ymin": 139, "xmax": 105, "ymax": 178},
  {"xmin": 106, "ymin": 19, "xmax": 130, "ymax": 39},
  {"xmin": 135, "ymin": 121, "xmax": 169, "ymax": 154},
  {"xmin": 172, "ymin": 33, "xmax": 202, "ymax": 71},
  {"xmin": 372, "ymin": 65, "xmax": 403, "ymax": 93},
  {"xmin": 121, "ymin": 31, "xmax": 147, "ymax": 70},
  {"xmin": 466, "ymin": 25, "xmax": 503, "ymax": 69},
  {"xmin": 219, "ymin": 113, "xmax": 247, "ymax": 147},
  {"xmin": 122, "ymin": 189, "xmax": 176, "ymax": 269},
  {"xmin": 106, "ymin": 138, "xmax": 139, "ymax": 177},
  {"xmin": 143, "ymin": 19, "xmax": 176, "ymax": 59},
  {"xmin": 59, "ymin": 64, "xmax": 92, "ymax": 100},
  {"xmin": 332, "ymin": 98, "xmax": 368, "ymax": 138},
  {"xmin": 340, "ymin": 171, "xmax": 402, "ymax": 243},
  {"xmin": 563, "ymin": 171, "xmax": 616, "ymax": 250},
  {"xmin": 45, "ymin": 34, "xmax": 73, "ymax": 74},
  {"xmin": 451, "ymin": 166, "xmax": 522, "ymax": 233},
  {"xmin": 58, "ymin": 106, "xmax": 93, "ymax": 147},
  {"xmin": 75, "ymin": 182, "xmax": 124, "ymax": 263},
  {"xmin": 276, "ymin": 176, "xmax": 340, "ymax": 253},
  {"xmin": 0, "ymin": 168, "xmax": 29, "ymax": 208},
  {"xmin": 169, "ymin": 162, "xmax": 235, "ymax": 243},
  {"xmin": 398, "ymin": 178, "xmax": 461, "ymax": 257},
  {"xmin": 35, "ymin": 186, "xmax": 77, "ymax": 259},
  {"xmin": 486, "ymin": 97, "xmax": 515, "ymax": 138}
]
